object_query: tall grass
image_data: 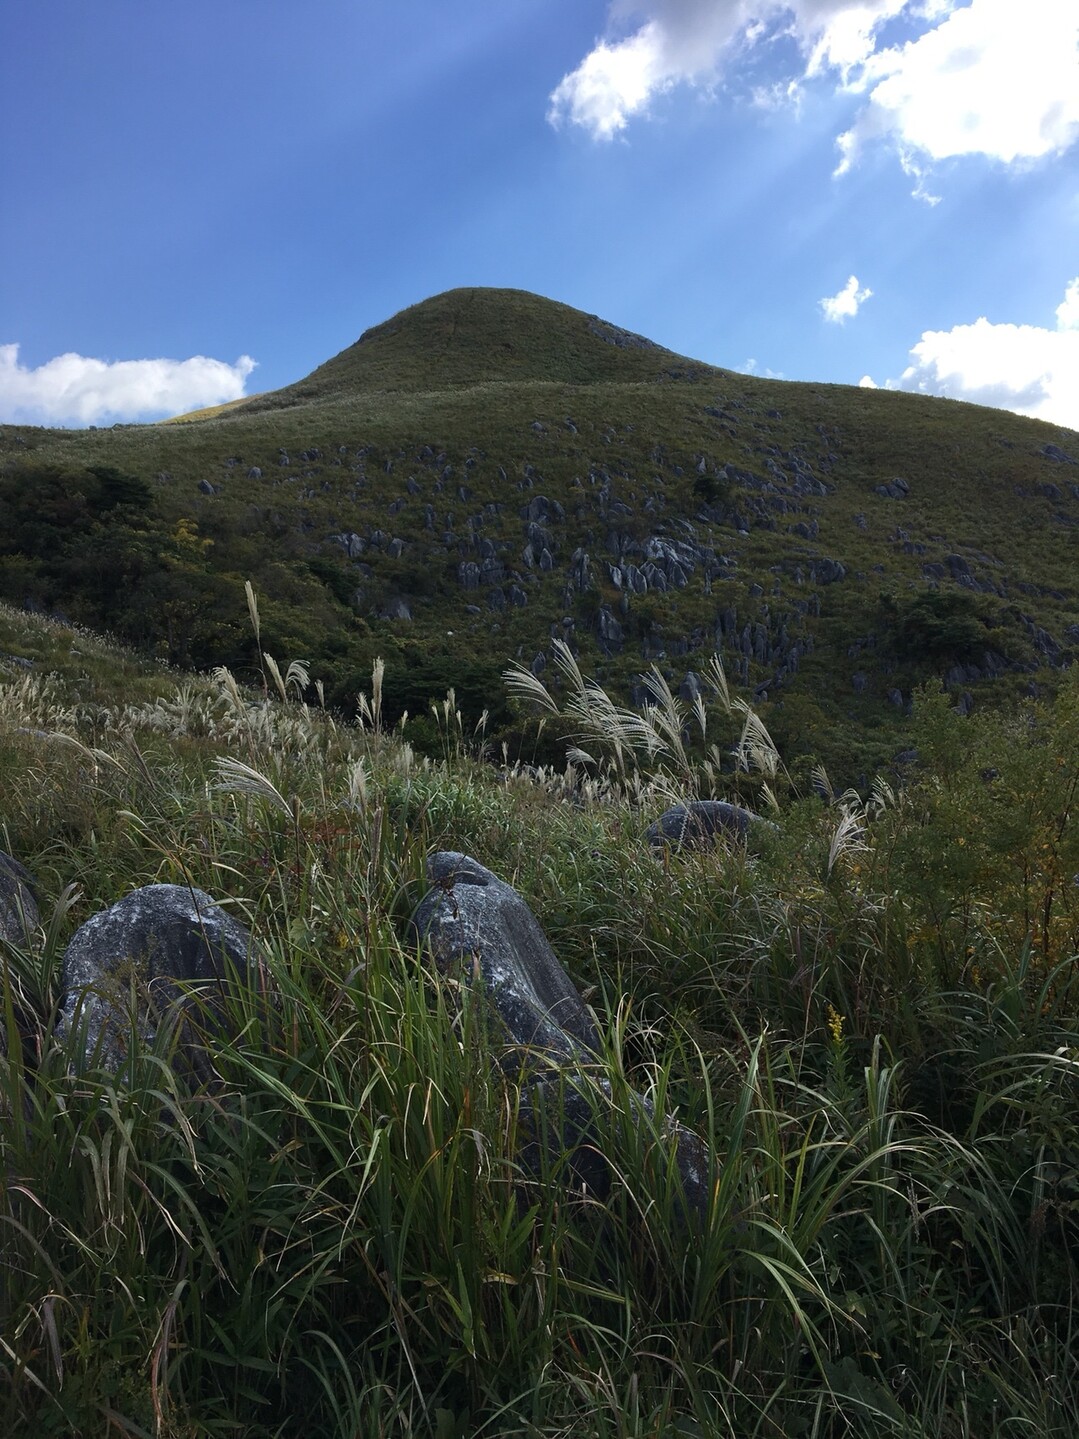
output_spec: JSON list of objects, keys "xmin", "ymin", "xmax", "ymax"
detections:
[{"xmin": 0, "ymin": 623, "xmax": 1076, "ymax": 1434}]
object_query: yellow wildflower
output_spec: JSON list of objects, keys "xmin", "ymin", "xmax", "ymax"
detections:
[{"xmin": 825, "ymin": 1003, "xmax": 845, "ymax": 1045}]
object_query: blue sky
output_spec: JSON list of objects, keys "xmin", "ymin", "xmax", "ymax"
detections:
[{"xmin": 1, "ymin": 1, "xmax": 1077, "ymax": 429}]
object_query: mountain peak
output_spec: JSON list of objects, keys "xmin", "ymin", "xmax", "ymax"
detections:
[{"xmin": 270, "ymin": 288, "xmax": 705, "ymax": 404}]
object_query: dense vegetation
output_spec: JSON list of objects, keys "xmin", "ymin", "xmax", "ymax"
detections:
[
  {"xmin": 1, "ymin": 601, "xmax": 1076, "ymax": 1437},
  {"xmin": 2, "ymin": 287, "xmax": 1078, "ymax": 784}
]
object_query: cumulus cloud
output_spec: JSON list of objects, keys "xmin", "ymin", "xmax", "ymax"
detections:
[
  {"xmin": 549, "ymin": 1, "xmax": 1079, "ymax": 189},
  {"xmin": 875, "ymin": 278, "xmax": 1079, "ymax": 430},
  {"xmin": 820, "ymin": 274, "xmax": 872, "ymax": 322},
  {"xmin": 743, "ymin": 356, "xmax": 785, "ymax": 377},
  {"xmin": 1056, "ymin": 277, "xmax": 1079, "ymax": 331},
  {"xmin": 0, "ymin": 345, "xmax": 257, "ymax": 427},
  {"xmin": 836, "ymin": 0, "xmax": 1079, "ymax": 190},
  {"xmin": 547, "ymin": 24, "xmax": 669, "ymax": 139},
  {"xmin": 548, "ymin": 5, "xmax": 741, "ymax": 136},
  {"xmin": 549, "ymin": 1, "xmax": 898, "ymax": 137}
]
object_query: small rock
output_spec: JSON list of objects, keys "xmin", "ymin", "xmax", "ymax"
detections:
[{"xmin": 645, "ymin": 800, "xmax": 767, "ymax": 851}]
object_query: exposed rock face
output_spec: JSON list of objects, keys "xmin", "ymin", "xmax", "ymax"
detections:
[
  {"xmin": 588, "ymin": 317, "xmax": 656, "ymax": 350},
  {"xmin": 410, "ymin": 852, "xmax": 711, "ymax": 1217},
  {"xmin": 332, "ymin": 531, "xmax": 365, "ymax": 558},
  {"xmin": 874, "ymin": 477, "xmax": 910, "ymax": 499},
  {"xmin": 809, "ymin": 557, "xmax": 846, "ymax": 585},
  {"xmin": 378, "ymin": 597, "xmax": 413, "ymax": 621},
  {"xmin": 596, "ymin": 605, "xmax": 624, "ymax": 653},
  {"xmin": 57, "ymin": 884, "xmax": 263, "ymax": 1076},
  {"xmin": 1042, "ymin": 444, "xmax": 1076, "ymax": 464},
  {"xmin": 645, "ymin": 800, "xmax": 765, "ymax": 851}
]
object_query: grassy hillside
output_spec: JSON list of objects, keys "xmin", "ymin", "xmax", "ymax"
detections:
[
  {"xmin": 265, "ymin": 287, "xmax": 692, "ymax": 399},
  {"xmin": 2, "ymin": 288, "xmax": 1077, "ymax": 782},
  {"xmin": 0, "ymin": 604, "xmax": 1077, "ymax": 1436}
]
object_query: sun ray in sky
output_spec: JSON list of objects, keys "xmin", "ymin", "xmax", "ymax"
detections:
[{"xmin": 1, "ymin": 0, "xmax": 1076, "ymax": 428}]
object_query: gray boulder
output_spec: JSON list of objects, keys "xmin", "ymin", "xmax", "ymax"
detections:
[
  {"xmin": 1042, "ymin": 444, "xmax": 1076, "ymax": 464},
  {"xmin": 0, "ymin": 851, "xmax": 38, "ymax": 947},
  {"xmin": 409, "ymin": 853, "xmax": 599, "ymax": 1063},
  {"xmin": 811, "ymin": 558, "xmax": 846, "ymax": 585},
  {"xmin": 874, "ymin": 477, "xmax": 910, "ymax": 499},
  {"xmin": 645, "ymin": 800, "xmax": 765, "ymax": 852},
  {"xmin": 410, "ymin": 853, "xmax": 711, "ymax": 1218},
  {"xmin": 378, "ymin": 597, "xmax": 413, "ymax": 621},
  {"xmin": 57, "ymin": 884, "xmax": 262, "ymax": 1076},
  {"xmin": 0, "ymin": 851, "xmax": 39, "ymax": 1067}
]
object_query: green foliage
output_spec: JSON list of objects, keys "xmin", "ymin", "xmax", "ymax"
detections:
[
  {"xmin": 1, "ymin": 287, "xmax": 1077, "ymax": 783},
  {"xmin": 879, "ymin": 587, "xmax": 1023, "ymax": 666},
  {"xmin": 305, "ymin": 554, "xmax": 358, "ymax": 608},
  {"xmin": 691, "ymin": 470, "xmax": 730, "ymax": 506}
]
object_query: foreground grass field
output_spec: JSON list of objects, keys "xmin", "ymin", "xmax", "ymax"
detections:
[{"xmin": 0, "ymin": 601, "xmax": 1076, "ymax": 1436}]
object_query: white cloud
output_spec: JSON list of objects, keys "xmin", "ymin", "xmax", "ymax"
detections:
[
  {"xmin": 820, "ymin": 274, "xmax": 873, "ymax": 322},
  {"xmin": 549, "ymin": 2, "xmax": 905, "ymax": 137},
  {"xmin": 1057, "ymin": 277, "xmax": 1079, "ymax": 331},
  {"xmin": 743, "ymin": 356, "xmax": 785, "ymax": 377},
  {"xmin": 547, "ymin": 23, "xmax": 669, "ymax": 138},
  {"xmin": 799, "ymin": 0, "xmax": 912, "ymax": 77},
  {"xmin": 0, "ymin": 345, "xmax": 257, "ymax": 427},
  {"xmin": 891, "ymin": 277, "xmax": 1079, "ymax": 429},
  {"xmin": 550, "ymin": 1, "xmax": 1079, "ymax": 190},
  {"xmin": 836, "ymin": 0, "xmax": 1079, "ymax": 190}
]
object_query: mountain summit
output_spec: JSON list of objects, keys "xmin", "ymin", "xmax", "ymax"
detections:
[{"xmin": 264, "ymin": 288, "xmax": 701, "ymax": 404}]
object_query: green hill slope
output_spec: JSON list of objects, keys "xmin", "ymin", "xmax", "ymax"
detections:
[
  {"xmin": 260, "ymin": 286, "xmax": 695, "ymax": 403},
  {"xmin": 1, "ymin": 287, "xmax": 1077, "ymax": 780}
]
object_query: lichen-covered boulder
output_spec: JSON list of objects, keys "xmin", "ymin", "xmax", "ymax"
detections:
[
  {"xmin": 57, "ymin": 883, "xmax": 263, "ymax": 1077},
  {"xmin": 645, "ymin": 799, "xmax": 765, "ymax": 852},
  {"xmin": 409, "ymin": 852, "xmax": 600, "ymax": 1064}
]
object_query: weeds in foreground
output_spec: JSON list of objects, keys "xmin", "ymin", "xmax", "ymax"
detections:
[{"xmin": 0, "ymin": 616, "xmax": 1077, "ymax": 1435}]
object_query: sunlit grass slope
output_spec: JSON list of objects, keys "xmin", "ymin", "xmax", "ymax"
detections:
[
  {"xmin": 1, "ymin": 288, "xmax": 1077, "ymax": 783},
  {"xmin": 161, "ymin": 394, "xmax": 263, "ymax": 424},
  {"xmin": 256, "ymin": 286, "xmax": 699, "ymax": 405}
]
